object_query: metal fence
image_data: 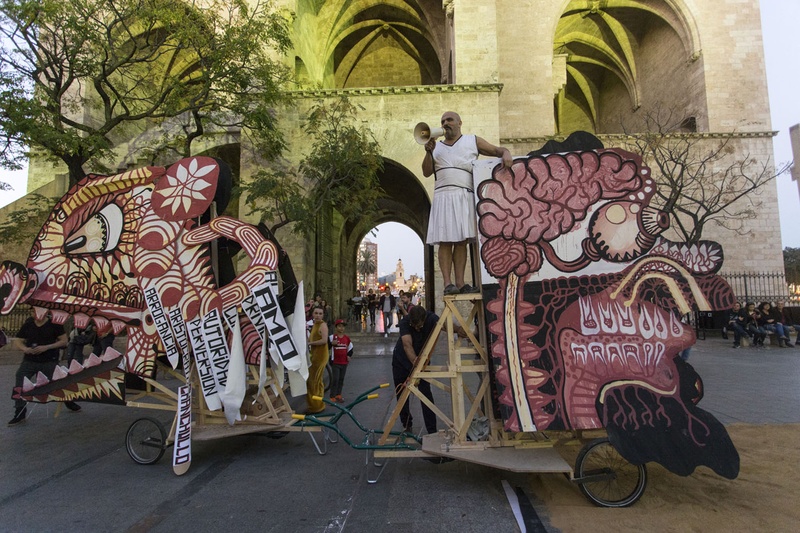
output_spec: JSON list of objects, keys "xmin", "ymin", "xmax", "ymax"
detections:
[
  {"xmin": 0, "ymin": 305, "xmax": 30, "ymax": 336},
  {"xmin": 720, "ymin": 271, "xmax": 795, "ymax": 305}
]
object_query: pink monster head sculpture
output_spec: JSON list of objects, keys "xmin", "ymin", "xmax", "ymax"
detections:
[{"xmin": 476, "ymin": 144, "xmax": 738, "ymax": 479}]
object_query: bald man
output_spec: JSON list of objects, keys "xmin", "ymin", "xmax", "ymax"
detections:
[{"xmin": 422, "ymin": 111, "xmax": 512, "ymax": 295}]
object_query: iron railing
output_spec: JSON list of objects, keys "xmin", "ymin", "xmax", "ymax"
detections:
[
  {"xmin": 720, "ymin": 271, "xmax": 795, "ymax": 305},
  {"xmin": 0, "ymin": 305, "xmax": 30, "ymax": 336}
]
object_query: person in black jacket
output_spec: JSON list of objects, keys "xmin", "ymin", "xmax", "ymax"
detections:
[
  {"xmin": 774, "ymin": 301, "xmax": 799, "ymax": 347},
  {"xmin": 726, "ymin": 302, "xmax": 749, "ymax": 348},
  {"xmin": 9, "ymin": 310, "xmax": 80, "ymax": 426},
  {"xmin": 758, "ymin": 302, "xmax": 790, "ymax": 348},
  {"xmin": 743, "ymin": 302, "xmax": 766, "ymax": 347}
]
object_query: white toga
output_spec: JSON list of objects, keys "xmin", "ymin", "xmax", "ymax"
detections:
[{"xmin": 425, "ymin": 134, "xmax": 479, "ymax": 245}]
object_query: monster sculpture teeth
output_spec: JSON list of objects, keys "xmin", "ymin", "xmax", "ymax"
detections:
[{"xmin": 16, "ymin": 348, "xmax": 126, "ymax": 403}]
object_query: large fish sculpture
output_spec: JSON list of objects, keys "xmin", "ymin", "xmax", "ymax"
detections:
[{"xmin": 0, "ymin": 157, "xmax": 303, "ymax": 419}]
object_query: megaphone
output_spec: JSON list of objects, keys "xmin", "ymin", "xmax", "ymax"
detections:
[{"xmin": 414, "ymin": 122, "xmax": 445, "ymax": 145}]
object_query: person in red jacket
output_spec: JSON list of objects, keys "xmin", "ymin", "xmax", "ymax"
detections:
[{"xmin": 328, "ymin": 319, "xmax": 354, "ymax": 403}]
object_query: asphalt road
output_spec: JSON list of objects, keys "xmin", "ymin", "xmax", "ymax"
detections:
[{"xmin": 1, "ymin": 328, "xmax": 798, "ymax": 532}]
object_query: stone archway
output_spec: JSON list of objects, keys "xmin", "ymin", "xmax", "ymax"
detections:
[{"xmin": 336, "ymin": 157, "xmax": 432, "ymax": 314}]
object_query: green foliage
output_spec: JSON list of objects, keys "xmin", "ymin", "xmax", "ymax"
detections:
[
  {"xmin": 244, "ymin": 96, "xmax": 385, "ymax": 235},
  {"xmin": 785, "ymin": 247, "xmax": 800, "ymax": 286},
  {"xmin": 0, "ymin": 0, "xmax": 291, "ymax": 184},
  {"xmin": 241, "ymin": 159, "xmax": 311, "ymax": 233},
  {"xmin": 0, "ymin": 193, "xmax": 54, "ymax": 244}
]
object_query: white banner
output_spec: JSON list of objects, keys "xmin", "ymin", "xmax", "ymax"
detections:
[
  {"xmin": 172, "ymin": 384, "xmax": 192, "ymax": 475},
  {"xmin": 252, "ymin": 279, "xmax": 302, "ymax": 371},
  {"xmin": 187, "ymin": 317, "xmax": 221, "ymax": 411},
  {"xmin": 201, "ymin": 308, "xmax": 231, "ymax": 394},
  {"xmin": 287, "ymin": 280, "xmax": 309, "ymax": 395},
  {"xmin": 144, "ymin": 287, "xmax": 180, "ymax": 369},
  {"xmin": 221, "ymin": 307, "xmax": 245, "ymax": 425},
  {"xmin": 168, "ymin": 306, "xmax": 192, "ymax": 377}
]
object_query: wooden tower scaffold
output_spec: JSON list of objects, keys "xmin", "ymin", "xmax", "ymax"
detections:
[
  {"xmin": 378, "ymin": 292, "xmax": 502, "ymax": 447},
  {"xmin": 376, "ymin": 293, "xmax": 575, "ymax": 473}
]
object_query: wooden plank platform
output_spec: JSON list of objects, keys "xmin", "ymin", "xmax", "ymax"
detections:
[
  {"xmin": 192, "ymin": 412, "xmax": 308, "ymax": 441},
  {"xmin": 421, "ymin": 433, "xmax": 573, "ymax": 474}
]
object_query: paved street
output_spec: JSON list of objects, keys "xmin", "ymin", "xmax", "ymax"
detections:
[{"xmin": 0, "ymin": 324, "xmax": 798, "ymax": 532}]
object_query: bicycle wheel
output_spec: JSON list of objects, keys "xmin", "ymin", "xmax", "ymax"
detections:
[
  {"xmin": 575, "ymin": 437, "xmax": 647, "ymax": 507},
  {"xmin": 126, "ymin": 417, "xmax": 167, "ymax": 465}
]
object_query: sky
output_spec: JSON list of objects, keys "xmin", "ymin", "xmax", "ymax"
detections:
[{"xmin": 0, "ymin": 0, "xmax": 797, "ymax": 280}]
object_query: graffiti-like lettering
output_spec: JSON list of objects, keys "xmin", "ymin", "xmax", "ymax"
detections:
[
  {"xmin": 187, "ymin": 318, "xmax": 220, "ymax": 410},
  {"xmin": 203, "ymin": 308, "xmax": 230, "ymax": 388},
  {"xmin": 145, "ymin": 287, "xmax": 179, "ymax": 368},
  {"xmin": 172, "ymin": 385, "xmax": 192, "ymax": 469}
]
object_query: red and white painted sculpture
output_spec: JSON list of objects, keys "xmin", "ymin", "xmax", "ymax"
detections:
[
  {"xmin": 0, "ymin": 157, "xmax": 306, "ymax": 420},
  {"xmin": 474, "ymin": 144, "xmax": 738, "ymax": 479}
]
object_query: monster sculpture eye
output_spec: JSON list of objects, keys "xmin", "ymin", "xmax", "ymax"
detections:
[
  {"xmin": 588, "ymin": 201, "xmax": 667, "ymax": 262},
  {"xmin": 64, "ymin": 203, "xmax": 123, "ymax": 255}
]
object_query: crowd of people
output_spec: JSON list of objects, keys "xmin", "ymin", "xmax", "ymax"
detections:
[
  {"xmin": 345, "ymin": 289, "xmax": 419, "ymax": 333},
  {"xmin": 726, "ymin": 300, "xmax": 800, "ymax": 349}
]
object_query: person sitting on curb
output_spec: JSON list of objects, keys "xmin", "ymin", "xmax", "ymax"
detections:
[
  {"xmin": 774, "ymin": 301, "xmax": 799, "ymax": 347},
  {"xmin": 743, "ymin": 302, "xmax": 766, "ymax": 348},
  {"xmin": 727, "ymin": 302, "xmax": 749, "ymax": 348},
  {"xmin": 758, "ymin": 302, "xmax": 791, "ymax": 348}
]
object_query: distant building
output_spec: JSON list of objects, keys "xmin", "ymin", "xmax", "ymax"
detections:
[{"xmin": 378, "ymin": 258, "xmax": 423, "ymax": 295}]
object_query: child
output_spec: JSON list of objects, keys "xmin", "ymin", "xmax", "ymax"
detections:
[{"xmin": 328, "ymin": 319, "xmax": 354, "ymax": 403}]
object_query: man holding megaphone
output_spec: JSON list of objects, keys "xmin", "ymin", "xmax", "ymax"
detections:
[{"xmin": 421, "ymin": 111, "xmax": 512, "ymax": 296}]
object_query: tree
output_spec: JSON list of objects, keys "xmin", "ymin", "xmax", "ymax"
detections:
[
  {"xmin": 357, "ymin": 247, "xmax": 376, "ymax": 286},
  {"xmin": 785, "ymin": 247, "xmax": 800, "ymax": 287},
  {"xmin": 0, "ymin": 0, "xmax": 291, "ymax": 185},
  {"xmin": 623, "ymin": 108, "xmax": 790, "ymax": 245},
  {"xmin": 243, "ymin": 96, "xmax": 385, "ymax": 235}
]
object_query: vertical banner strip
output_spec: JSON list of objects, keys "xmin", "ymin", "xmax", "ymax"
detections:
[
  {"xmin": 172, "ymin": 384, "xmax": 192, "ymax": 475},
  {"xmin": 144, "ymin": 287, "xmax": 180, "ymax": 369},
  {"xmin": 222, "ymin": 307, "xmax": 245, "ymax": 425},
  {"xmin": 286, "ymin": 280, "xmax": 309, "ymax": 396},
  {"xmin": 252, "ymin": 281, "xmax": 302, "ymax": 371},
  {"xmin": 242, "ymin": 293, "xmax": 271, "ymax": 398},
  {"xmin": 187, "ymin": 317, "xmax": 221, "ymax": 411},
  {"xmin": 201, "ymin": 308, "xmax": 231, "ymax": 402},
  {"xmin": 242, "ymin": 295, "xmax": 266, "ymax": 341},
  {"xmin": 168, "ymin": 306, "xmax": 192, "ymax": 378}
]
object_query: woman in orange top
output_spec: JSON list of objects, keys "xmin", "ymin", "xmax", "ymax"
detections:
[{"xmin": 306, "ymin": 307, "xmax": 329, "ymax": 413}]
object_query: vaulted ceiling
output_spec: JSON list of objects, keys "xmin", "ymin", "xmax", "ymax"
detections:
[
  {"xmin": 554, "ymin": 0, "xmax": 702, "ymax": 133},
  {"xmin": 293, "ymin": 0, "xmax": 446, "ymax": 89}
]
